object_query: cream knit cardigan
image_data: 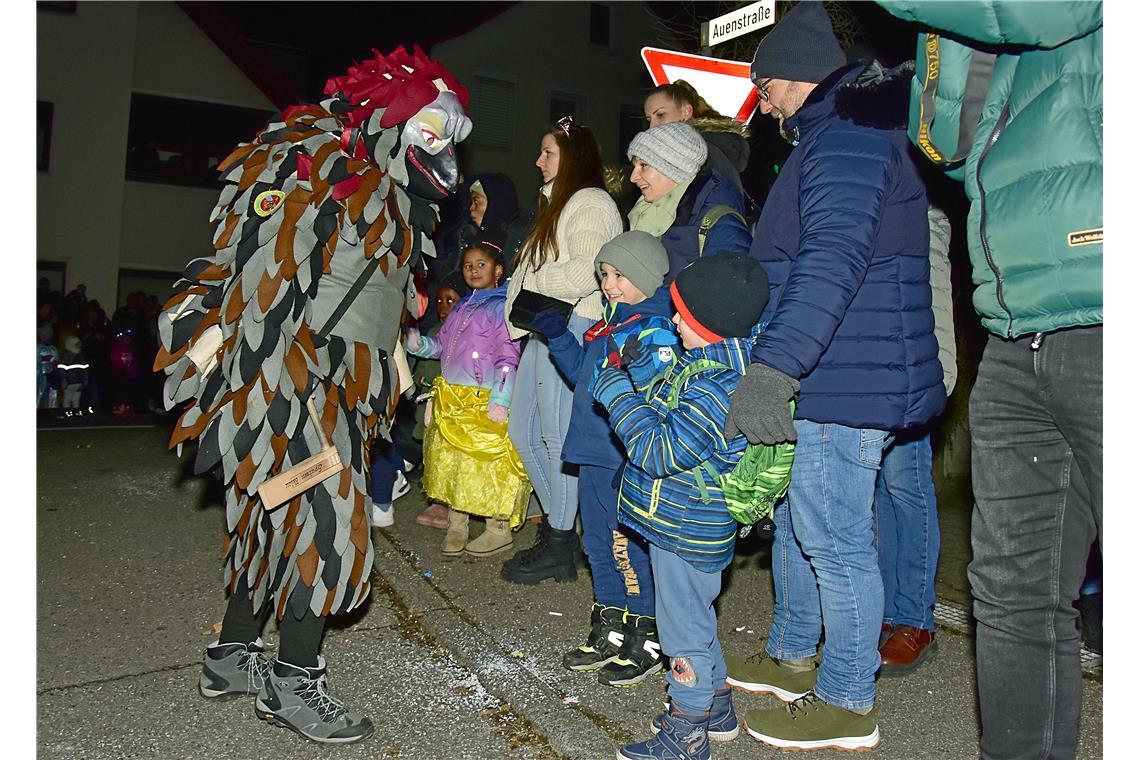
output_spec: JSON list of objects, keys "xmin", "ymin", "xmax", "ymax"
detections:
[{"xmin": 504, "ymin": 187, "xmax": 623, "ymax": 340}]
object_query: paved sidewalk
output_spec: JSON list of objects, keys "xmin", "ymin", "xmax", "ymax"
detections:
[{"xmin": 36, "ymin": 426, "xmax": 1103, "ymax": 758}]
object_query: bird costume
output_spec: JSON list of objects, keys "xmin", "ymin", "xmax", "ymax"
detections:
[{"xmin": 155, "ymin": 46, "xmax": 472, "ymax": 622}]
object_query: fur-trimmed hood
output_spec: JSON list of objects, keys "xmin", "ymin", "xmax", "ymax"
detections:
[{"xmin": 833, "ymin": 60, "xmax": 916, "ymax": 131}]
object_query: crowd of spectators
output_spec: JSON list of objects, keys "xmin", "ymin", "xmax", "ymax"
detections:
[{"xmin": 36, "ymin": 278, "xmax": 164, "ymax": 419}]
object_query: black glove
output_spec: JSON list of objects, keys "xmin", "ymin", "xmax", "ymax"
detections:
[
  {"xmin": 530, "ymin": 308, "xmax": 569, "ymax": 340},
  {"xmin": 724, "ymin": 363, "xmax": 800, "ymax": 445}
]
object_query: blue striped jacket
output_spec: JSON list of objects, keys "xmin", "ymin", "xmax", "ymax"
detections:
[{"xmin": 602, "ymin": 337, "xmax": 751, "ymax": 573}]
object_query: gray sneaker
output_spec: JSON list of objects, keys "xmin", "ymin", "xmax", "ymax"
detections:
[
  {"xmin": 255, "ymin": 656, "xmax": 374, "ymax": 744},
  {"xmin": 199, "ymin": 638, "xmax": 270, "ymax": 701}
]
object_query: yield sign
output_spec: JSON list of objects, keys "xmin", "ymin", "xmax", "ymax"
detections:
[{"xmin": 641, "ymin": 47, "xmax": 760, "ymax": 124}]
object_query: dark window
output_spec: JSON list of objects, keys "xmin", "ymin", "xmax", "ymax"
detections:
[
  {"xmin": 38, "ymin": 101, "xmax": 53, "ymax": 172},
  {"xmin": 618, "ymin": 106, "xmax": 645, "ymax": 163},
  {"xmin": 37, "ymin": 2, "xmax": 77, "ymax": 14},
  {"xmin": 125, "ymin": 94, "xmax": 274, "ymax": 188},
  {"xmin": 469, "ymin": 75, "xmax": 516, "ymax": 149},
  {"xmin": 589, "ymin": 3, "xmax": 611, "ymax": 47},
  {"xmin": 549, "ymin": 93, "xmax": 587, "ymax": 125}
]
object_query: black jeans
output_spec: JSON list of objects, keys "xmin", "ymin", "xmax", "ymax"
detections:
[{"xmin": 968, "ymin": 326, "xmax": 1101, "ymax": 760}]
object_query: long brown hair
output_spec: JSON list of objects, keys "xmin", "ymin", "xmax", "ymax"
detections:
[{"xmin": 515, "ymin": 120, "xmax": 606, "ymax": 272}]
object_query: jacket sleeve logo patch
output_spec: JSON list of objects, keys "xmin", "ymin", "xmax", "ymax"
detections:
[{"xmin": 1068, "ymin": 228, "xmax": 1103, "ymax": 247}]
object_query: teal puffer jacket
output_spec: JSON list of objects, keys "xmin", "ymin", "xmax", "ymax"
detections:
[{"xmin": 878, "ymin": 1, "xmax": 1102, "ymax": 338}]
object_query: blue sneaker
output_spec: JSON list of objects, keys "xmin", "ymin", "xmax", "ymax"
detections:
[
  {"xmin": 651, "ymin": 687, "xmax": 738, "ymax": 741},
  {"xmin": 619, "ymin": 708, "xmax": 710, "ymax": 760}
]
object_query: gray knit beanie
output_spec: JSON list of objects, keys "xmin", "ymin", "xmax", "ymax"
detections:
[
  {"xmin": 750, "ymin": 1, "xmax": 845, "ymax": 84},
  {"xmin": 595, "ymin": 230, "xmax": 669, "ymax": 298},
  {"xmin": 627, "ymin": 122, "xmax": 708, "ymax": 184}
]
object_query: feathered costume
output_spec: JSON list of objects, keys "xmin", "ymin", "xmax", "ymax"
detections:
[{"xmin": 155, "ymin": 47, "xmax": 472, "ymax": 622}]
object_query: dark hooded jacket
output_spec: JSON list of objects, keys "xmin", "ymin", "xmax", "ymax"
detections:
[
  {"xmin": 660, "ymin": 169, "xmax": 754, "ymax": 285},
  {"xmin": 749, "ymin": 62, "xmax": 945, "ymax": 431}
]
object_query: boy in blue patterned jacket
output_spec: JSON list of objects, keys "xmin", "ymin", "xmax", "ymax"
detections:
[
  {"xmin": 528, "ymin": 230, "xmax": 680, "ymax": 688},
  {"xmin": 590, "ymin": 253, "xmax": 770, "ymax": 760}
]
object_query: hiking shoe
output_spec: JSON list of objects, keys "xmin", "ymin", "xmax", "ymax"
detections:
[
  {"xmin": 563, "ymin": 604, "xmax": 625, "ymax": 672},
  {"xmin": 199, "ymin": 638, "xmax": 270, "ymax": 701},
  {"xmin": 500, "ymin": 518, "xmax": 579, "ymax": 584},
  {"xmin": 598, "ymin": 613, "xmax": 664, "ymax": 687},
  {"xmin": 743, "ymin": 691, "xmax": 880, "ymax": 752},
  {"xmin": 725, "ymin": 652, "xmax": 817, "ymax": 702},
  {"xmin": 652, "ymin": 687, "xmax": 739, "ymax": 741},
  {"xmin": 619, "ymin": 708, "xmax": 710, "ymax": 759},
  {"xmin": 255, "ymin": 657, "xmax": 374, "ymax": 744}
]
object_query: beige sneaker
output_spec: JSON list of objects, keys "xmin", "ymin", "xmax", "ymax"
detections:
[{"xmin": 464, "ymin": 518, "xmax": 514, "ymax": 557}]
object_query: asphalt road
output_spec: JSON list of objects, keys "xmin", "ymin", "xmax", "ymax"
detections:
[{"xmin": 36, "ymin": 426, "xmax": 1103, "ymax": 758}]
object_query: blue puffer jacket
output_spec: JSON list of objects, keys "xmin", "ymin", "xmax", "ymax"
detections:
[
  {"xmin": 750, "ymin": 64, "xmax": 945, "ymax": 430},
  {"xmin": 547, "ymin": 287, "xmax": 679, "ymax": 469},
  {"xmin": 660, "ymin": 169, "xmax": 753, "ymax": 285}
]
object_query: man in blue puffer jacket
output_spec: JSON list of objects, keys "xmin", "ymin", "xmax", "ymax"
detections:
[{"xmin": 721, "ymin": 1, "xmax": 945, "ymax": 752}]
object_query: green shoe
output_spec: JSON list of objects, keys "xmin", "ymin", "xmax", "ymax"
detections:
[
  {"xmin": 743, "ymin": 691, "xmax": 880, "ymax": 752},
  {"xmin": 724, "ymin": 653, "xmax": 817, "ymax": 702}
]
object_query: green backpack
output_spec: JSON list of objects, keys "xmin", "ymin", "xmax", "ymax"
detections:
[{"xmin": 655, "ymin": 358, "xmax": 796, "ymax": 535}]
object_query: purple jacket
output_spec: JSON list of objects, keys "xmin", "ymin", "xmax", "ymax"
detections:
[{"xmin": 409, "ymin": 283, "xmax": 519, "ymax": 408}]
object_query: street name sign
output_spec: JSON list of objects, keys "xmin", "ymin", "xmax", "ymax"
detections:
[{"xmin": 702, "ymin": 0, "xmax": 776, "ymax": 47}]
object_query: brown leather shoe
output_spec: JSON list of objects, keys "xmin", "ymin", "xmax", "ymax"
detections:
[{"xmin": 879, "ymin": 625, "xmax": 936, "ymax": 676}]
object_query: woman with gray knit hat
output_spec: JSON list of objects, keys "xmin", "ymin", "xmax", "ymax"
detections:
[{"xmin": 626, "ymin": 121, "xmax": 754, "ymax": 284}]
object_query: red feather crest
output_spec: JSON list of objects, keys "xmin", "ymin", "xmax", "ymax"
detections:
[{"xmin": 323, "ymin": 45, "xmax": 469, "ymax": 130}]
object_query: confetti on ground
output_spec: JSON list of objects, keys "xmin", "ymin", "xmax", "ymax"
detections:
[
  {"xmin": 201, "ymin": 621, "xmax": 222, "ymax": 636},
  {"xmin": 747, "ymin": 630, "xmax": 754, "ymax": 634},
  {"xmin": 509, "ymin": 649, "xmax": 525, "ymax": 658},
  {"xmin": 422, "ymin": 569, "xmax": 433, "ymax": 578},
  {"xmin": 548, "ymin": 611, "xmax": 563, "ymax": 617},
  {"xmin": 735, "ymin": 626, "xmax": 746, "ymax": 632},
  {"xmin": 562, "ymin": 696, "xmax": 579, "ymax": 706}
]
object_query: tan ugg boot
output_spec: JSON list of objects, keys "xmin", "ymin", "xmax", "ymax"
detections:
[
  {"xmin": 441, "ymin": 509, "xmax": 469, "ymax": 556},
  {"xmin": 464, "ymin": 518, "xmax": 514, "ymax": 557}
]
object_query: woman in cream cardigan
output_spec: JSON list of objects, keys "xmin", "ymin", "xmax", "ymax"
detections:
[{"xmin": 501, "ymin": 118, "xmax": 623, "ymax": 585}]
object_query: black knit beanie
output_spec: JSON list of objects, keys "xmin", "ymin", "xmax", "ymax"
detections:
[
  {"xmin": 750, "ymin": 1, "xmax": 845, "ymax": 84},
  {"xmin": 440, "ymin": 269, "xmax": 471, "ymax": 299},
  {"xmin": 670, "ymin": 253, "xmax": 769, "ymax": 342}
]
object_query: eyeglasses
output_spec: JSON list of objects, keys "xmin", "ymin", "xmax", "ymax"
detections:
[
  {"xmin": 556, "ymin": 115, "xmax": 574, "ymax": 136},
  {"xmin": 754, "ymin": 77, "xmax": 773, "ymax": 102}
]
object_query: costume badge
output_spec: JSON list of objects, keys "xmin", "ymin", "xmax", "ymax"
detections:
[
  {"xmin": 254, "ymin": 190, "xmax": 286, "ymax": 217},
  {"xmin": 657, "ymin": 347, "xmax": 675, "ymax": 364}
]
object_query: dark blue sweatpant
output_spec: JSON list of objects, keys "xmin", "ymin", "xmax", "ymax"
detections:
[{"xmin": 579, "ymin": 464, "xmax": 654, "ymax": 616}]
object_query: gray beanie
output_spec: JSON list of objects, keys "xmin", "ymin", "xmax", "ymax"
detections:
[
  {"xmin": 627, "ymin": 122, "xmax": 708, "ymax": 184},
  {"xmin": 595, "ymin": 230, "xmax": 669, "ymax": 298},
  {"xmin": 750, "ymin": 1, "xmax": 845, "ymax": 85}
]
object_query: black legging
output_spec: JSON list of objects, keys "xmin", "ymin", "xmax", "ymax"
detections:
[{"xmin": 219, "ymin": 584, "xmax": 327, "ymax": 669}]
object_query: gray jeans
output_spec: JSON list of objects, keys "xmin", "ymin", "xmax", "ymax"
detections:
[{"xmin": 968, "ymin": 326, "xmax": 1101, "ymax": 760}]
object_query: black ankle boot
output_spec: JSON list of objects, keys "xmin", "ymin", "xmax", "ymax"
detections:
[{"xmin": 500, "ymin": 517, "xmax": 579, "ymax": 584}]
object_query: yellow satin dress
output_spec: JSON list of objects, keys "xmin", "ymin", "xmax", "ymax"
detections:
[{"xmin": 422, "ymin": 376, "xmax": 530, "ymax": 528}]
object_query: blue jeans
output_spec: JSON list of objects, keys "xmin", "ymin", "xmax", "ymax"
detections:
[
  {"xmin": 873, "ymin": 429, "xmax": 940, "ymax": 631},
  {"xmin": 766, "ymin": 420, "xmax": 890, "ymax": 711},
  {"xmin": 969, "ymin": 328, "xmax": 1101, "ymax": 760},
  {"xmin": 507, "ymin": 314, "xmax": 589, "ymax": 531},
  {"xmin": 651, "ymin": 544, "xmax": 724, "ymax": 715},
  {"xmin": 579, "ymin": 465, "xmax": 654, "ymax": 616}
]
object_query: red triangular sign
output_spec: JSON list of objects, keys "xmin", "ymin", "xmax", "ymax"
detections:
[{"xmin": 641, "ymin": 47, "xmax": 760, "ymax": 124}]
